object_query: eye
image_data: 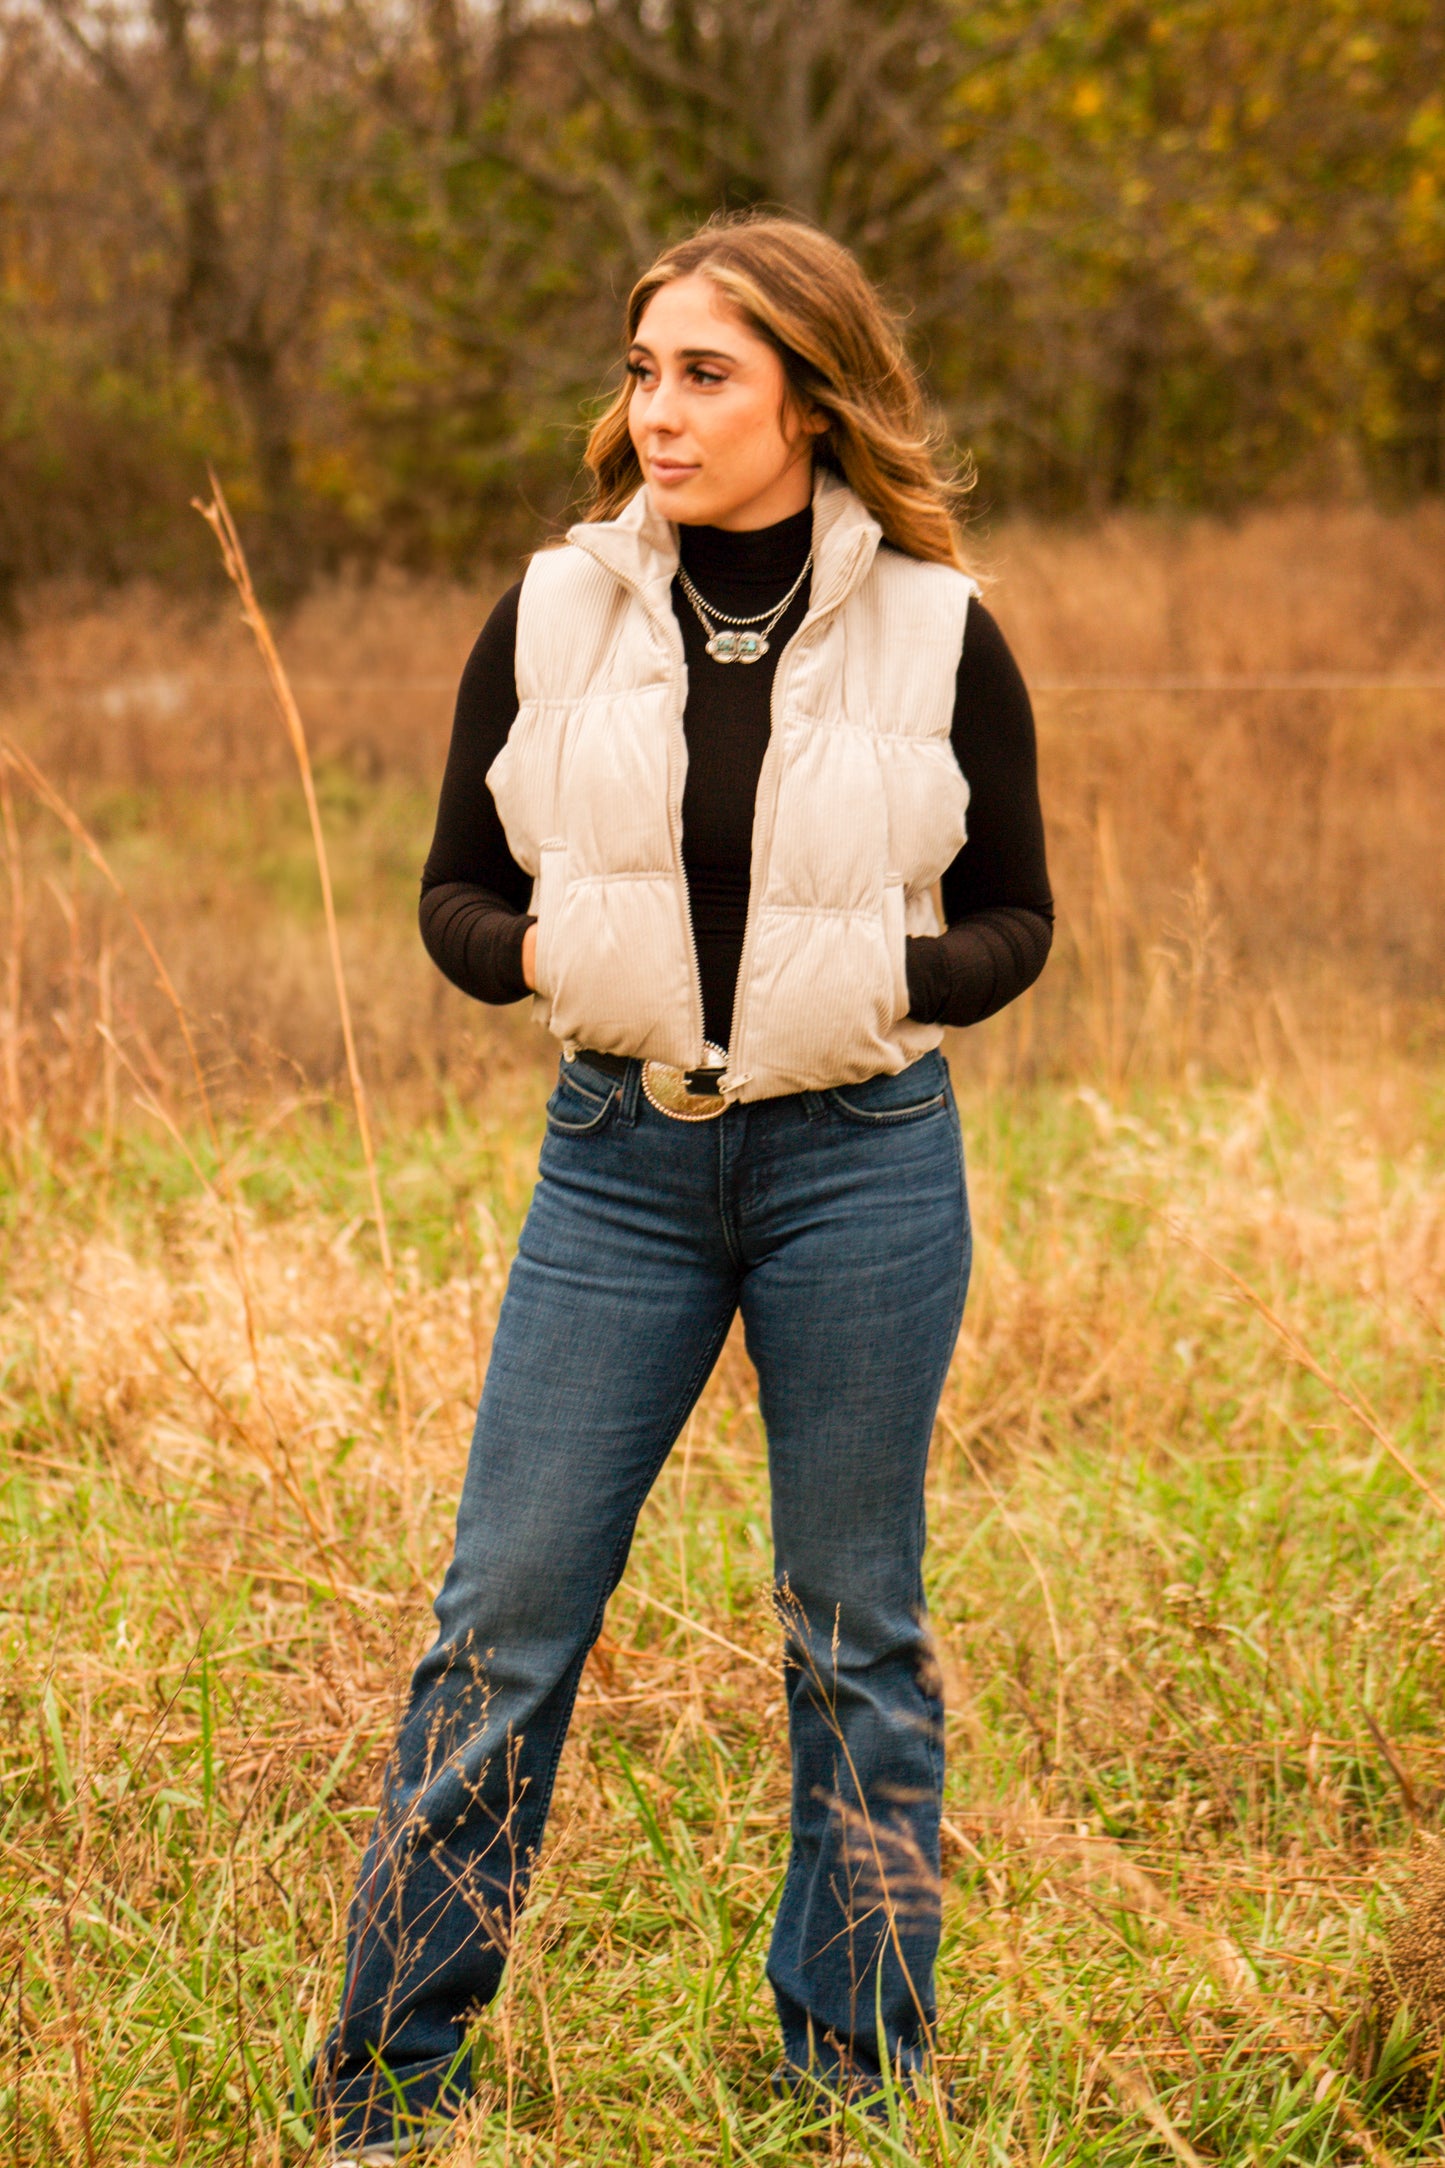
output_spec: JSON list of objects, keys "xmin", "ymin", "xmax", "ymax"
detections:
[{"xmin": 689, "ymin": 365, "xmax": 726, "ymax": 387}]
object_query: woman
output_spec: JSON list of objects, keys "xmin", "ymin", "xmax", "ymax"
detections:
[{"xmin": 319, "ymin": 212, "xmax": 1052, "ymax": 2161}]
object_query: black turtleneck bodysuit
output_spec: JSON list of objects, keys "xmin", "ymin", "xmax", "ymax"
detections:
[{"xmin": 420, "ymin": 505, "xmax": 1053, "ymax": 1048}]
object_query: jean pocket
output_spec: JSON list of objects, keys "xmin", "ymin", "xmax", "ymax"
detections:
[
  {"xmin": 825, "ymin": 1052, "xmax": 949, "ymax": 1127},
  {"xmin": 544, "ymin": 1062, "xmax": 619, "ymax": 1136}
]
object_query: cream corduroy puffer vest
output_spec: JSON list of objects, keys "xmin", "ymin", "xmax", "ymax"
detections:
[{"xmin": 487, "ymin": 471, "xmax": 975, "ymax": 1103}]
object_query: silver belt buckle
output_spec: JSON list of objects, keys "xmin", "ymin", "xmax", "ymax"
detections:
[{"xmin": 641, "ymin": 1041, "xmax": 729, "ymax": 1122}]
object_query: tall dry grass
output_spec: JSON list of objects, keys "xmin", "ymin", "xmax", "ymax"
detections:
[
  {"xmin": 991, "ymin": 504, "xmax": 1445, "ymax": 1081},
  {"xmin": 0, "ymin": 503, "xmax": 1442, "ymax": 1130}
]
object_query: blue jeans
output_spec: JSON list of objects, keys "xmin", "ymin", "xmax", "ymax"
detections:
[{"xmin": 317, "ymin": 1048, "xmax": 970, "ymax": 2150}]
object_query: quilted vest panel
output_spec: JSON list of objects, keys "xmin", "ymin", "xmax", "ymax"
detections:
[{"xmin": 487, "ymin": 473, "xmax": 973, "ymax": 1102}]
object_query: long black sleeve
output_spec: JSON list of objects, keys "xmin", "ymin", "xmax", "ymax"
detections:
[
  {"xmin": 903, "ymin": 600, "xmax": 1054, "ymax": 1027},
  {"xmin": 418, "ymin": 581, "xmax": 534, "ymax": 1006}
]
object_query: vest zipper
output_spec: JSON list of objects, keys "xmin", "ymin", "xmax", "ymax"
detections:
[
  {"xmin": 666, "ymin": 633, "xmax": 708, "ymax": 1070},
  {"xmin": 571, "ymin": 543, "xmax": 706, "ymax": 1069},
  {"xmin": 672, "ymin": 770, "xmax": 707, "ymax": 1070},
  {"xmin": 721, "ymin": 626, "xmax": 803, "ymax": 1095},
  {"xmin": 723, "ymin": 529, "xmax": 873, "ymax": 1095}
]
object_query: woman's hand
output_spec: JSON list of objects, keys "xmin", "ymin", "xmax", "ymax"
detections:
[{"xmin": 521, "ymin": 923, "xmax": 538, "ymax": 991}]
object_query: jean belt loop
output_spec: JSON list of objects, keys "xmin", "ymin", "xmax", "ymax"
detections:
[
  {"xmin": 618, "ymin": 1057, "xmax": 642, "ymax": 1128},
  {"xmin": 800, "ymin": 1089, "xmax": 827, "ymax": 1122}
]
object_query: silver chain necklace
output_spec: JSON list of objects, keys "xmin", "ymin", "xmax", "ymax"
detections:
[{"xmin": 676, "ymin": 550, "xmax": 813, "ymax": 665}]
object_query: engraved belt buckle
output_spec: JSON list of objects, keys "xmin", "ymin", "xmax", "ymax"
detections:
[{"xmin": 641, "ymin": 1041, "xmax": 729, "ymax": 1122}]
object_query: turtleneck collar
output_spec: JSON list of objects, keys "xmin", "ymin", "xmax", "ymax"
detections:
[
  {"xmin": 677, "ymin": 504, "xmax": 813, "ymax": 590},
  {"xmin": 567, "ymin": 469, "xmax": 882, "ymax": 622}
]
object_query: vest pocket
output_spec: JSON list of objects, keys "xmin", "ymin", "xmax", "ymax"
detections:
[
  {"xmin": 532, "ymin": 840, "xmax": 567, "ymax": 1003},
  {"xmin": 883, "ymin": 875, "xmax": 910, "ymax": 1025}
]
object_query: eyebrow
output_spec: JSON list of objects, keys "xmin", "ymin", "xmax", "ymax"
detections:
[{"xmin": 627, "ymin": 342, "xmax": 740, "ymax": 364}]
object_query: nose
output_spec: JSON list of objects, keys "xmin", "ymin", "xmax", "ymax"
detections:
[{"xmin": 644, "ymin": 369, "xmax": 683, "ymax": 436}]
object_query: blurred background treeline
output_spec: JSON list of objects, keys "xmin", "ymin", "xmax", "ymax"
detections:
[
  {"xmin": 1, "ymin": 0, "xmax": 1444, "ymax": 1125},
  {"xmin": 2, "ymin": 0, "xmax": 1444, "ymax": 604}
]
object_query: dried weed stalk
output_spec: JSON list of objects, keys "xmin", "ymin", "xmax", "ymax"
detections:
[{"xmin": 195, "ymin": 477, "xmax": 414, "ymax": 1517}]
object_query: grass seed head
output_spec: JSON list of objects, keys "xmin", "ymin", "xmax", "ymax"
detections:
[{"xmin": 1363, "ymin": 1844, "xmax": 1445, "ymax": 2117}]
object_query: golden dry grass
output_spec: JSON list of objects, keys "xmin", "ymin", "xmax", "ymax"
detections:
[{"xmin": 0, "ymin": 501, "xmax": 1442, "ymax": 1109}]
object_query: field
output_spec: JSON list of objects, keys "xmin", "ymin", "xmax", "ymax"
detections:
[{"xmin": 2, "ymin": 506, "xmax": 1445, "ymax": 2164}]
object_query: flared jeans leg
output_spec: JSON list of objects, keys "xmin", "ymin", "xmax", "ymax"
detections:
[
  {"xmin": 314, "ymin": 1050, "xmax": 968, "ymax": 2149},
  {"xmin": 736, "ymin": 1061, "xmax": 970, "ymax": 2091},
  {"xmin": 314, "ymin": 1062, "xmax": 739, "ymax": 2148}
]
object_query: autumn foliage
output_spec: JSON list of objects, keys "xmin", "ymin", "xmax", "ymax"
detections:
[{"xmin": 1, "ymin": 0, "xmax": 1443, "ymax": 604}]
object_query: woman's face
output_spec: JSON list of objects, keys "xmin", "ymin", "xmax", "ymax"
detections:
[{"xmin": 627, "ymin": 274, "xmax": 824, "ymax": 531}]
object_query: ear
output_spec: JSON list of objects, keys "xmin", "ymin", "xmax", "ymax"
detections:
[{"xmin": 780, "ymin": 386, "xmax": 831, "ymax": 449}]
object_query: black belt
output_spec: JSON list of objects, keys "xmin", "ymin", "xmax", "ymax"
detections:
[
  {"xmin": 573, "ymin": 1048, "xmax": 631, "ymax": 1081},
  {"xmin": 575, "ymin": 1047, "xmax": 726, "ymax": 1095},
  {"xmin": 573, "ymin": 1045, "xmax": 730, "ymax": 1116}
]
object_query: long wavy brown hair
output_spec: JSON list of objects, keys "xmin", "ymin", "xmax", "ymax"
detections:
[{"xmin": 583, "ymin": 213, "xmax": 971, "ymax": 569}]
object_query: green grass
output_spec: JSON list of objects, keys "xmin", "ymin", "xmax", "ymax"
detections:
[{"xmin": 2, "ymin": 1059, "xmax": 1445, "ymax": 2163}]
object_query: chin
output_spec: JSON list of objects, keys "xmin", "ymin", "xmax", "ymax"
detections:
[{"xmin": 650, "ymin": 481, "xmax": 711, "ymax": 517}]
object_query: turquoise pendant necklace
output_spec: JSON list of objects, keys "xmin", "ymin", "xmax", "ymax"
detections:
[{"xmin": 676, "ymin": 552, "xmax": 813, "ymax": 665}]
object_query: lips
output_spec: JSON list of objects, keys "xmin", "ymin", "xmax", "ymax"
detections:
[{"xmin": 649, "ymin": 459, "xmax": 700, "ymax": 483}]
